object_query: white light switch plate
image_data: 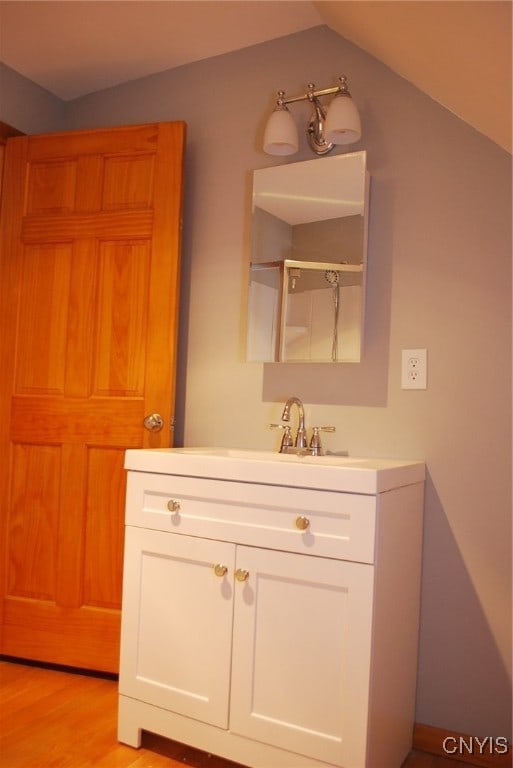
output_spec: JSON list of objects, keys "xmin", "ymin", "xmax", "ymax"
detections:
[{"xmin": 401, "ymin": 348, "xmax": 427, "ymax": 389}]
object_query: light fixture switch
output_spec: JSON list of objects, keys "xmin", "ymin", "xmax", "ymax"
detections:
[{"xmin": 401, "ymin": 348, "xmax": 427, "ymax": 389}]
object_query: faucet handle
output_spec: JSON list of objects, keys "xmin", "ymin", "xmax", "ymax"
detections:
[
  {"xmin": 309, "ymin": 426, "xmax": 336, "ymax": 456},
  {"xmin": 269, "ymin": 423, "xmax": 294, "ymax": 452},
  {"xmin": 310, "ymin": 426, "xmax": 336, "ymax": 436}
]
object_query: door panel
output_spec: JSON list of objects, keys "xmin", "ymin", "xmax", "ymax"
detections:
[
  {"xmin": 8, "ymin": 443, "xmax": 60, "ymax": 600},
  {"xmin": 16, "ymin": 244, "xmax": 71, "ymax": 393},
  {"xmin": 119, "ymin": 528, "xmax": 235, "ymax": 727},
  {"xmin": 0, "ymin": 122, "xmax": 186, "ymax": 672},
  {"xmin": 83, "ymin": 447, "xmax": 127, "ymax": 609},
  {"xmin": 93, "ymin": 239, "xmax": 151, "ymax": 396},
  {"xmin": 230, "ymin": 546, "xmax": 374, "ymax": 767}
]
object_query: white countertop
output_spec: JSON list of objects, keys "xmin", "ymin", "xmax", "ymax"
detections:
[{"xmin": 124, "ymin": 447, "xmax": 425, "ymax": 495}]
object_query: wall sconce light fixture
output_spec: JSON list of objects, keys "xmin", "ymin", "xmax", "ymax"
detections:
[{"xmin": 263, "ymin": 75, "xmax": 361, "ymax": 156}]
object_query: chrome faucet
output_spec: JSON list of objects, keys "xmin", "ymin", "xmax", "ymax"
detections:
[
  {"xmin": 270, "ymin": 397, "xmax": 336, "ymax": 455},
  {"xmin": 281, "ymin": 396, "xmax": 308, "ymax": 448}
]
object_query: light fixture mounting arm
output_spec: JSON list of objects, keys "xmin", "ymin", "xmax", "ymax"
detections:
[
  {"xmin": 307, "ymin": 94, "xmax": 332, "ymax": 155},
  {"xmin": 278, "ymin": 76, "xmax": 350, "ymax": 107}
]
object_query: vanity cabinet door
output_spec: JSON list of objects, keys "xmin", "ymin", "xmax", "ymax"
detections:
[
  {"xmin": 229, "ymin": 546, "xmax": 374, "ymax": 767},
  {"xmin": 119, "ymin": 527, "xmax": 235, "ymax": 727}
]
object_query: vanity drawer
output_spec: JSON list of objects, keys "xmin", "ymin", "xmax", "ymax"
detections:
[{"xmin": 125, "ymin": 471, "xmax": 376, "ymax": 563}]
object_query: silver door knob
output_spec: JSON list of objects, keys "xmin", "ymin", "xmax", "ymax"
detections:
[{"xmin": 143, "ymin": 413, "xmax": 164, "ymax": 432}]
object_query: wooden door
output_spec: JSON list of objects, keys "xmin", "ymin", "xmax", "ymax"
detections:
[
  {"xmin": 229, "ymin": 546, "xmax": 374, "ymax": 767},
  {"xmin": 119, "ymin": 528, "xmax": 235, "ymax": 728},
  {"xmin": 0, "ymin": 122, "xmax": 186, "ymax": 673}
]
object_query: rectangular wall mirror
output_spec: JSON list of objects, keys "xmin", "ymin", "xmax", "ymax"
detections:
[{"xmin": 246, "ymin": 151, "xmax": 369, "ymax": 363}]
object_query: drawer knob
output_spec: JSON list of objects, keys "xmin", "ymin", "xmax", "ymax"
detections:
[
  {"xmin": 214, "ymin": 563, "xmax": 228, "ymax": 577},
  {"xmin": 235, "ymin": 568, "xmax": 249, "ymax": 582},
  {"xmin": 295, "ymin": 515, "xmax": 310, "ymax": 531},
  {"xmin": 167, "ymin": 499, "xmax": 181, "ymax": 514}
]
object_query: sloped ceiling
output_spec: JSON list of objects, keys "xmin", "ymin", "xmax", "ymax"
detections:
[
  {"xmin": 318, "ymin": 1, "xmax": 512, "ymax": 154},
  {"xmin": 0, "ymin": 0, "xmax": 511, "ymax": 153}
]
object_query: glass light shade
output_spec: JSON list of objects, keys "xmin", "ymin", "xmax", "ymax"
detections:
[
  {"xmin": 263, "ymin": 106, "xmax": 299, "ymax": 156},
  {"xmin": 324, "ymin": 94, "xmax": 361, "ymax": 145}
]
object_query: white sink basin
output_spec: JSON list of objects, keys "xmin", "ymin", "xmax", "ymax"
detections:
[
  {"xmin": 178, "ymin": 447, "xmax": 363, "ymax": 464},
  {"xmin": 125, "ymin": 447, "xmax": 425, "ymax": 494}
]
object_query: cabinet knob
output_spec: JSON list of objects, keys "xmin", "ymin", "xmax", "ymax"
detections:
[
  {"xmin": 295, "ymin": 515, "xmax": 310, "ymax": 531},
  {"xmin": 213, "ymin": 563, "xmax": 228, "ymax": 577},
  {"xmin": 167, "ymin": 499, "xmax": 181, "ymax": 514},
  {"xmin": 235, "ymin": 568, "xmax": 249, "ymax": 583}
]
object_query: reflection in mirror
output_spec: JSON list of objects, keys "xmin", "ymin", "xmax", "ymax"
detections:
[{"xmin": 246, "ymin": 151, "xmax": 369, "ymax": 363}]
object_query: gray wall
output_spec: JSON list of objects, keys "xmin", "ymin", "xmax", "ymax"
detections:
[
  {"xmin": 0, "ymin": 62, "xmax": 65, "ymax": 134},
  {"xmin": 1, "ymin": 25, "xmax": 511, "ymax": 740}
]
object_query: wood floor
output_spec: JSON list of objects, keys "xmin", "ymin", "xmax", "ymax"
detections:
[{"xmin": 0, "ymin": 658, "xmax": 471, "ymax": 768}]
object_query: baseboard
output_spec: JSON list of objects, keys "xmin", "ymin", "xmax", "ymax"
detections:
[{"xmin": 413, "ymin": 723, "xmax": 512, "ymax": 768}]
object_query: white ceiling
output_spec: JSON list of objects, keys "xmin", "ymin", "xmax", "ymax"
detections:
[{"xmin": 0, "ymin": 1, "xmax": 511, "ymax": 153}]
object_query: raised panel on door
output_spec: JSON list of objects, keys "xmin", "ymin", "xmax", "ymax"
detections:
[
  {"xmin": 93, "ymin": 239, "xmax": 151, "ymax": 397},
  {"xmin": 15, "ymin": 243, "xmax": 71, "ymax": 394},
  {"xmin": 7, "ymin": 443, "xmax": 61, "ymax": 601},
  {"xmin": 0, "ymin": 122, "xmax": 186, "ymax": 672},
  {"xmin": 229, "ymin": 546, "xmax": 374, "ymax": 767},
  {"xmin": 83, "ymin": 447, "xmax": 127, "ymax": 608},
  {"xmin": 119, "ymin": 528, "xmax": 235, "ymax": 728}
]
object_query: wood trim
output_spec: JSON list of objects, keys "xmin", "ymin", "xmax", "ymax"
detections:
[
  {"xmin": 0, "ymin": 121, "xmax": 24, "ymax": 144},
  {"xmin": 0, "ymin": 122, "xmax": 24, "ymax": 203},
  {"xmin": 414, "ymin": 723, "xmax": 512, "ymax": 768}
]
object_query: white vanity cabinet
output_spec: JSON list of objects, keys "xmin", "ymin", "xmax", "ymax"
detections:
[{"xmin": 118, "ymin": 450, "xmax": 425, "ymax": 768}]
